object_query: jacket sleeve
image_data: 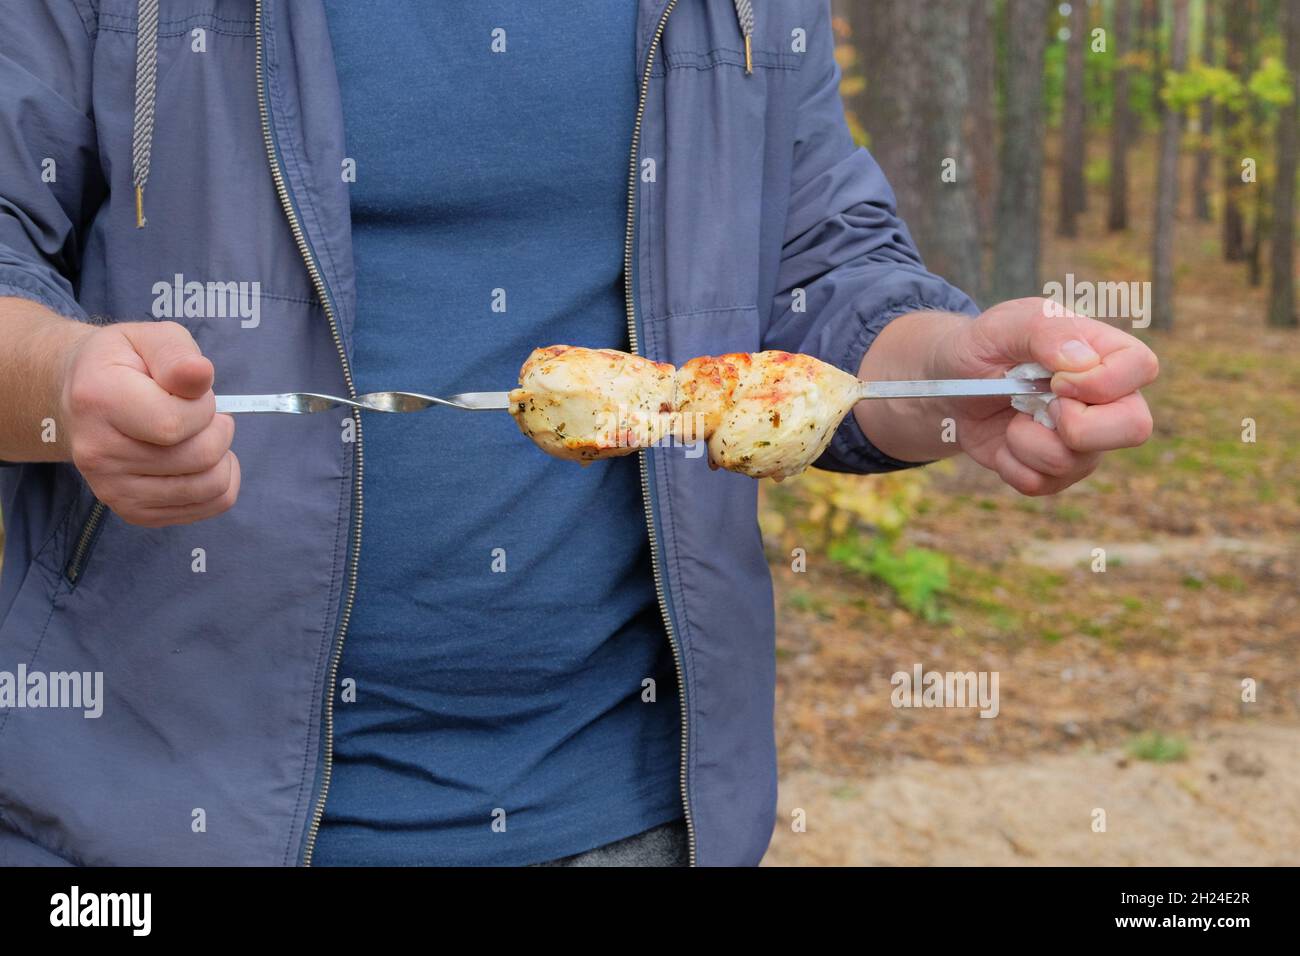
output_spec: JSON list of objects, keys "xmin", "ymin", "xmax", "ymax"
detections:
[
  {"xmin": 0, "ymin": 0, "xmax": 104, "ymax": 321},
  {"xmin": 762, "ymin": 0, "xmax": 979, "ymax": 475}
]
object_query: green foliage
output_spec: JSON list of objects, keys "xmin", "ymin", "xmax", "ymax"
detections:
[
  {"xmin": 1085, "ymin": 43, "xmax": 1114, "ymax": 122},
  {"xmin": 1043, "ymin": 42, "xmax": 1066, "ymax": 127},
  {"xmin": 1154, "ymin": 54, "xmax": 1295, "ymax": 196},
  {"xmin": 828, "ymin": 536, "xmax": 950, "ymax": 623},
  {"xmin": 1085, "ymin": 154, "xmax": 1110, "ymax": 187},
  {"xmin": 1248, "ymin": 57, "xmax": 1296, "ymax": 108},
  {"xmin": 1162, "ymin": 57, "xmax": 1293, "ymax": 114},
  {"xmin": 1162, "ymin": 63, "xmax": 1246, "ymax": 112},
  {"xmin": 762, "ymin": 469, "xmax": 928, "ymax": 546},
  {"xmin": 1044, "ymin": 18, "xmax": 1153, "ymax": 132},
  {"xmin": 1124, "ymin": 55, "xmax": 1162, "ymax": 131},
  {"xmin": 760, "ymin": 467, "xmax": 951, "ymax": 619},
  {"xmin": 1126, "ymin": 732, "xmax": 1189, "ymax": 763}
]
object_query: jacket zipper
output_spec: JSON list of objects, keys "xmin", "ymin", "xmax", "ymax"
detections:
[
  {"xmin": 254, "ymin": 0, "xmax": 364, "ymax": 866},
  {"xmin": 624, "ymin": 0, "xmax": 695, "ymax": 866},
  {"xmin": 64, "ymin": 500, "xmax": 107, "ymax": 585}
]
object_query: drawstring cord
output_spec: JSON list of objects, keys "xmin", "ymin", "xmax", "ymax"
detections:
[
  {"xmin": 732, "ymin": 0, "xmax": 754, "ymax": 74},
  {"xmin": 131, "ymin": 0, "xmax": 160, "ymax": 227}
]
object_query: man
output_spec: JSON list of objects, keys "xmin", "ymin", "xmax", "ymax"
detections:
[{"xmin": 0, "ymin": 1, "xmax": 1155, "ymax": 866}]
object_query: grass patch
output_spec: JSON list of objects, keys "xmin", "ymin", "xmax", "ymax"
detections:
[
  {"xmin": 1053, "ymin": 504, "xmax": 1086, "ymax": 522},
  {"xmin": 1026, "ymin": 570, "xmax": 1066, "ymax": 603},
  {"xmin": 787, "ymin": 590, "xmax": 834, "ymax": 620},
  {"xmin": 1210, "ymin": 573, "xmax": 1246, "ymax": 592},
  {"xmin": 1079, "ymin": 620, "xmax": 1106, "ymax": 638},
  {"xmin": 829, "ymin": 536, "xmax": 950, "ymax": 623},
  {"xmin": 1126, "ymin": 732, "xmax": 1189, "ymax": 763}
]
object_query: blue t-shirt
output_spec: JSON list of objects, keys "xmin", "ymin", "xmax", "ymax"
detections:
[{"xmin": 313, "ymin": 1, "xmax": 682, "ymax": 866}]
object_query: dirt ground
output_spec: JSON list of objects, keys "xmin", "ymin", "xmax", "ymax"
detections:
[
  {"xmin": 765, "ymin": 722, "xmax": 1300, "ymax": 866},
  {"xmin": 765, "ymin": 140, "xmax": 1299, "ymax": 866}
]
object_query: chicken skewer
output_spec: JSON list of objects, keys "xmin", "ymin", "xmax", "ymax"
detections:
[
  {"xmin": 507, "ymin": 346, "xmax": 1054, "ymax": 480},
  {"xmin": 213, "ymin": 346, "xmax": 1051, "ymax": 481}
]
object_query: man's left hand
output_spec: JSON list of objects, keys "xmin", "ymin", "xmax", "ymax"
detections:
[{"xmin": 933, "ymin": 297, "xmax": 1159, "ymax": 496}]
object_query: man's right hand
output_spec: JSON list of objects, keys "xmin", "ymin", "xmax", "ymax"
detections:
[{"xmin": 60, "ymin": 321, "xmax": 241, "ymax": 527}]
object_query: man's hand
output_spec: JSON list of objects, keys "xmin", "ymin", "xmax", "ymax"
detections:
[
  {"xmin": 855, "ymin": 297, "xmax": 1158, "ymax": 495},
  {"xmin": 936, "ymin": 298, "xmax": 1157, "ymax": 495},
  {"xmin": 61, "ymin": 321, "xmax": 241, "ymax": 526}
]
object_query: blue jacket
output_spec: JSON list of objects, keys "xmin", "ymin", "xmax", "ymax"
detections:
[{"xmin": 0, "ymin": 0, "xmax": 975, "ymax": 866}]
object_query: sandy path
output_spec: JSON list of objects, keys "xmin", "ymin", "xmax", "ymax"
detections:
[{"xmin": 763, "ymin": 722, "xmax": 1300, "ymax": 866}]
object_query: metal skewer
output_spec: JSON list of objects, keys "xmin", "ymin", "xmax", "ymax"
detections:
[
  {"xmin": 855, "ymin": 378, "xmax": 1051, "ymax": 400},
  {"xmin": 214, "ymin": 379, "xmax": 1050, "ymax": 415},
  {"xmin": 214, "ymin": 391, "xmax": 512, "ymax": 414}
]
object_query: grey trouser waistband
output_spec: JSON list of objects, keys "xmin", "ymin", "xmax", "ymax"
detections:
[{"xmin": 531, "ymin": 819, "xmax": 688, "ymax": 867}]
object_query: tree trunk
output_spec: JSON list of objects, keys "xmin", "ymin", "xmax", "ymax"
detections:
[
  {"xmin": 862, "ymin": 0, "xmax": 982, "ymax": 298},
  {"xmin": 1081, "ymin": 1, "xmax": 1104, "ymax": 211},
  {"xmin": 967, "ymin": 0, "xmax": 998, "ymax": 301},
  {"xmin": 915, "ymin": 0, "xmax": 982, "ymax": 298},
  {"xmin": 1192, "ymin": 1, "xmax": 1215, "ymax": 221},
  {"xmin": 1151, "ymin": 0, "xmax": 1190, "ymax": 331},
  {"xmin": 992, "ymin": 0, "xmax": 1051, "ymax": 302},
  {"xmin": 1108, "ymin": 0, "xmax": 1133, "ymax": 231},
  {"xmin": 1247, "ymin": 169, "xmax": 1267, "ymax": 286},
  {"xmin": 1058, "ymin": 0, "xmax": 1088, "ymax": 237},
  {"xmin": 1244, "ymin": 3, "xmax": 1266, "ymax": 287},
  {"xmin": 1221, "ymin": 0, "xmax": 1252, "ymax": 261},
  {"xmin": 1139, "ymin": 0, "xmax": 1161, "ymax": 101},
  {"xmin": 1267, "ymin": 0, "xmax": 1298, "ymax": 327},
  {"xmin": 862, "ymin": 1, "xmax": 922, "ymax": 220}
]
